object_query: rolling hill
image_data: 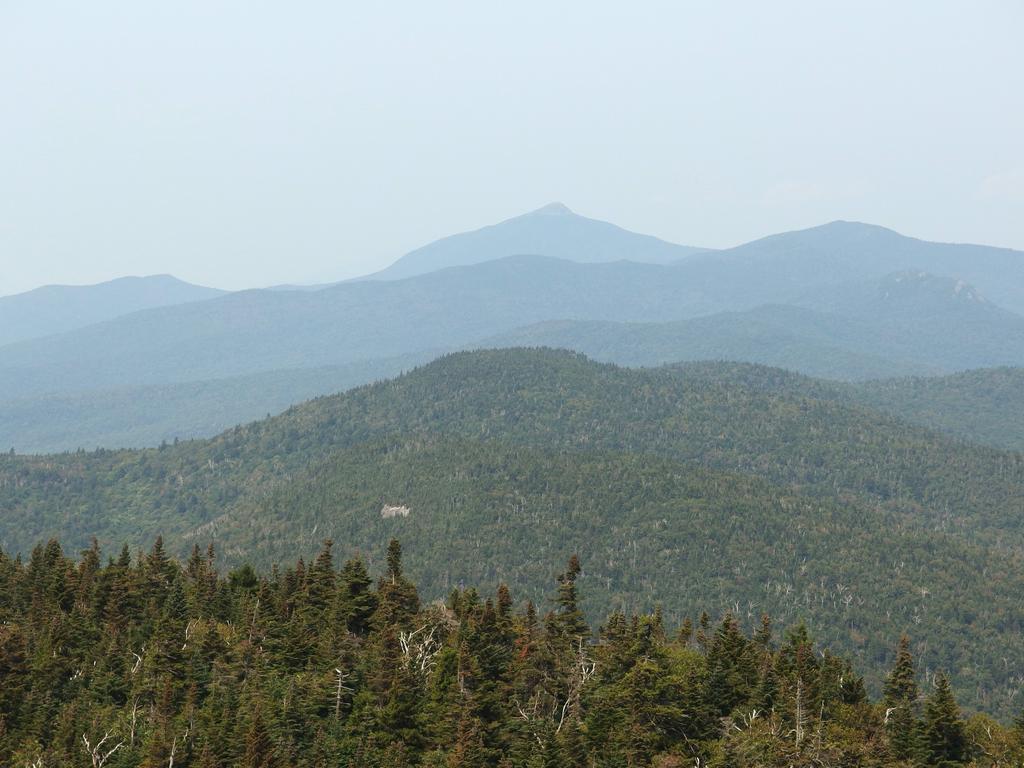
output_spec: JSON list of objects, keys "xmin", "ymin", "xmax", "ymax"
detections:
[
  {"xmin": 851, "ymin": 367, "xmax": 1024, "ymax": 452},
  {"xmin": 0, "ymin": 274, "xmax": 226, "ymax": 347},
  {"xmin": 3, "ymin": 349, "xmax": 1024, "ymax": 712}
]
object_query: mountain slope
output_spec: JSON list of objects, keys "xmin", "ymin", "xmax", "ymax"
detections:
[
  {"xmin": 214, "ymin": 438, "xmax": 1024, "ymax": 708},
  {"xmin": 3, "ymin": 349, "xmax": 1024, "ymax": 713},
  {"xmin": 8, "ymin": 348, "xmax": 1024, "ymax": 552},
  {"xmin": 850, "ymin": 367, "xmax": 1024, "ymax": 452},
  {"xmin": 3, "ymin": 216, "xmax": 1024, "ymax": 452},
  {"xmin": 370, "ymin": 202, "xmax": 707, "ymax": 280},
  {"xmin": 0, "ymin": 256, "xmax": 717, "ymax": 402},
  {"xmin": 675, "ymin": 220, "xmax": 1024, "ymax": 314},
  {"xmin": 483, "ymin": 272, "xmax": 1024, "ymax": 380},
  {"xmin": 481, "ymin": 308, "xmax": 936, "ymax": 380},
  {"xmin": 0, "ymin": 274, "xmax": 226, "ymax": 347},
  {"xmin": 0, "ymin": 353, "xmax": 433, "ymax": 454}
]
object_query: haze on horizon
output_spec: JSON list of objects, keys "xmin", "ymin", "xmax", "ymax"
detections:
[{"xmin": 2, "ymin": 0, "xmax": 1022, "ymax": 296}]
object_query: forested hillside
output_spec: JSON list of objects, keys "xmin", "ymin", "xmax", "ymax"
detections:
[
  {"xmin": 0, "ymin": 353, "xmax": 429, "ymax": 454},
  {"xmin": 1, "ymin": 538, "xmax": 1018, "ymax": 767},
  {"xmin": 4, "ymin": 349, "xmax": 1024, "ymax": 716},
  {"xmin": 851, "ymin": 368, "xmax": 1024, "ymax": 452},
  {"xmin": 662, "ymin": 361, "xmax": 1024, "ymax": 452}
]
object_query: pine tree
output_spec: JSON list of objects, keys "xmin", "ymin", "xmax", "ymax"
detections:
[
  {"xmin": 0, "ymin": 535, "xmax": 1014, "ymax": 767},
  {"xmin": 386, "ymin": 538, "xmax": 403, "ymax": 583},
  {"xmin": 753, "ymin": 613, "xmax": 773, "ymax": 651},
  {"xmin": 307, "ymin": 539, "xmax": 336, "ymax": 612},
  {"xmin": 754, "ymin": 657, "xmax": 779, "ymax": 713},
  {"xmin": 448, "ymin": 699, "xmax": 486, "ymax": 768},
  {"xmin": 696, "ymin": 611, "xmax": 710, "ymax": 653},
  {"xmin": 554, "ymin": 555, "xmax": 588, "ymax": 644},
  {"xmin": 340, "ymin": 555, "xmax": 377, "ymax": 636},
  {"xmin": 374, "ymin": 541, "xmax": 420, "ymax": 630},
  {"xmin": 923, "ymin": 673, "xmax": 966, "ymax": 767},
  {"xmin": 149, "ymin": 576, "xmax": 190, "ymax": 691},
  {"xmin": 241, "ymin": 705, "xmax": 278, "ymax": 768},
  {"xmin": 884, "ymin": 635, "xmax": 923, "ymax": 763},
  {"xmin": 677, "ymin": 616, "xmax": 693, "ymax": 647},
  {"xmin": 706, "ymin": 614, "xmax": 754, "ymax": 717}
]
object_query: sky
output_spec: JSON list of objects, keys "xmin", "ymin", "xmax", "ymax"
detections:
[{"xmin": 2, "ymin": 1, "xmax": 1022, "ymax": 296}]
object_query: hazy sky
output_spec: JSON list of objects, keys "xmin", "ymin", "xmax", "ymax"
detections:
[{"xmin": 2, "ymin": 1, "xmax": 1022, "ymax": 295}]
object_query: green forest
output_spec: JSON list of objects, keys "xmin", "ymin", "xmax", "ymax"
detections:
[
  {"xmin": 3, "ymin": 536, "xmax": 1020, "ymax": 768},
  {"xmin": 4, "ymin": 350, "xmax": 1024, "ymax": 718}
]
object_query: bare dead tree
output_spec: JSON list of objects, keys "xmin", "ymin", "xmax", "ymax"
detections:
[
  {"xmin": 794, "ymin": 678, "xmax": 806, "ymax": 748},
  {"xmin": 511, "ymin": 638, "xmax": 597, "ymax": 745},
  {"xmin": 399, "ymin": 623, "xmax": 444, "ymax": 676},
  {"xmin": 333, "ymin": 668, "xmax": 354, "ymax": 720},
  {"xmin": 129, "ymin": 646, "xmax": 145, "ymax": 675},
  {"xmin": 82, "ymin": 731, "xmax": 124, "ymax": 768},
  {"xmin": 182, "ymin": 619, "xmax": 198, "ymax": 651},
  {"xmin": 167, "ymin": 724, "xmax": 190, "ymax": 768},
  {"xmin": 559, "ymin": 637, "xmax": 596, "ymax": 731},
  {"xmin": 128, "ymin": 696, "xmax": 142, "ymax": 746},
  {"xmin": 511, "ymin": 695, "xmax": 545, "ymax": 746}
]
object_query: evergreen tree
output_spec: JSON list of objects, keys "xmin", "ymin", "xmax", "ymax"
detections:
[
  {"xmin": 340, "ymin": 555, "xmax": 377, "ymax": 636},
  {"xmin": 923, "ymin": 672, "xmax": 966, "ymax": 767},
  {"xmin": 241, "ymin": 705, "xmax": 278, "ymax": 768},
  {"xmin": 677, "ymin": 616, "xmax": 693, "ymax": 647},
  {"xmin": 0, "ymin": 536, "xmax": 1014, "ymax": 768},
  {"xmin": 884, "ymin": 635, "xmax": 923, "ymax": 764},
  {"xmin": 554, "ymin": 555, "xmax": 588, "ymax": 644},
  {"xmin": 386, "ymin": 538, "xmax": 403, "ymax": 583},
  {"xmin": 705, "ymin": 614, "xmax": 754, "ymax": 716}
]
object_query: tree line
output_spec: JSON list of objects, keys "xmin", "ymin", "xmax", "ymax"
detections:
[{"xmin": 1, "ymin": 537, "xmax": 1021, "ymax": 767}]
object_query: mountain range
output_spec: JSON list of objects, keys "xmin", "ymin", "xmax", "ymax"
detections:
[
  {"xmin": 0, "ymin": 274, "xmax": 225, "ymax": 347},
  {"xmin": 2, "ymin": 205, "xmax": 1024, "ymax": 454}
]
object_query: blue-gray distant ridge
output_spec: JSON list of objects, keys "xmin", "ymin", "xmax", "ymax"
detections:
[{"xmin": 368, "ymin": 202, "xmax": 708, "ymax": 280}]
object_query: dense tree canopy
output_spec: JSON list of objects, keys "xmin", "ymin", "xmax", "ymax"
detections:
[
  {"xmin": 3, "ymin": 351, "xmax": 1024, "ymax": 717},
  {"xmin": 2, "ymin": 539, "xmax": 1019, "ymax": 767}
]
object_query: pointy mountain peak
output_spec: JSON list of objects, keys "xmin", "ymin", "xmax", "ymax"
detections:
[
  {"xmin": 529, "ymin": 201, "xmax": 574, "ymax": 216},
  {"xmin": 368, "ymin": 203, "xmax": 702, "ymax": 281}
]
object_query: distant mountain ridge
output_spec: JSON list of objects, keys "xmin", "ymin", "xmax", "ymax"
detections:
[
  {"xmin": 0, "ymin": 274, "xmax": 226, "ymax": 347},
  {"xmin": 484, "ymin": 270, "xmax": 1024, "ymax": 379},
  {"xmin": 368, "ymin": 202, "xmax": 708, "ymax": 280},
  {"xmin": 4, "ymin": 207, "xmax": 1024, "ymax": 452},
  {"xmin": 0, "ymin": 255, "xmax": 719, "ymax": 403},
  {"xmin": 678, "ymin": 220, "xmax": 1024, "ymax": 314}
]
